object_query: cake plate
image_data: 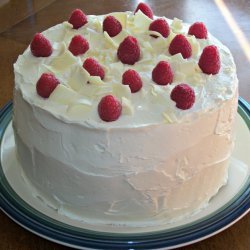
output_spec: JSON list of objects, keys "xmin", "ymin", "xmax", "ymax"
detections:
[{"xmin": 0, "ymin": 98, "xmax": 249, "ymax": 250}]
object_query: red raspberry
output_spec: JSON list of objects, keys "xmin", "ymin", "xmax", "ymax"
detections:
[
  {"xmin": 83, "ymin": 58, "xmax": 105, "ymax": 79},
  {"xmin": 30, "ymin": 33, "xmax": 52, "ymax": 57},
  {"xmin": 188, "ymin": 22, "xmax": 208, "ymax": 39},
  {"xmin": 68, "ymin": 9, "xmax": 88, "ymax": 29},
  {"xmin": 170, "ymin": 83, "xmax": 195, "ymax": 110},
  {"xmin": 122, "ymin": 69, "xmax": 143, "ymax": 93},
  {"xmin": 169, "ymin": 34, "xmax": 192, "ymax": 59},
  {"xmin": 36, "ymin": 73, "xmax": 59, "ymax": 98},
  {"xmin": 149, "ymin": 18, "xmax": 170, "ymax": 38},
  {"xmin": 117, "ymin": 36, "xmax": 140, "ymax": 65},
  {"xmin": 98, "ymin": 95, "xmax": 122, "ymax": 122},
  {"xmin": 68, "ymin": 35, "xmax": 89, "ymax": 56},
  {"xmin": 198, "ymin": 45, "xmax": 220, "ymax": 74},
  {"xmin": 103, "ymin": 15, "xmax": 122, "ymax": 37},
  {"xmin": 152, "ymin": 61, "xmax": 173, "ymax": 85},
  {"xmin": 134, "ymin": 2, "xmax": 154, "ymax": 19}
]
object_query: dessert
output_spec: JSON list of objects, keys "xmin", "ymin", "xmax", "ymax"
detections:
[{"xmin": 13, "ymin": 3, "xmax": 238, "ymax": 227}]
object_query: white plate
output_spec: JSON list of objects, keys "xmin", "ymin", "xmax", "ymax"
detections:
[{"xmin": 0, "ymin": 99, "xmax": 249, "ymax": 249}]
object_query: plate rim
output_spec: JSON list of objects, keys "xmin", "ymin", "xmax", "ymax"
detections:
[{"xmin": 0, "ymin": 98, "xmax": 249, "ymax": 249}]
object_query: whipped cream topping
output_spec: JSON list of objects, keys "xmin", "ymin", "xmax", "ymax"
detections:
[{"xmin": 14, "ymin": 11, "xmax": 238, "ymax": 128}]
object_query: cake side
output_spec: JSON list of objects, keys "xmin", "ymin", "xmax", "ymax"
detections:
[{"xmin": 12, "ymin": 86, "xmax": 238, "ymax": 226}]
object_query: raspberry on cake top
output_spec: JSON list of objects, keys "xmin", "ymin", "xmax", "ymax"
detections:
[{"xmin": 14, "ymin": 2, "xmax": 237, "ymax": 127}]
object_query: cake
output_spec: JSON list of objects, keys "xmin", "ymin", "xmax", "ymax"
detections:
[{"xmin": 13, "ymin": 3, "xmax": 238, "ymax": 227}]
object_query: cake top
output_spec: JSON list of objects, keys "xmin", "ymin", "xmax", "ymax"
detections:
[{"xmin": 14, "ymin": 3, "xmax": 238, "ymax": 128}]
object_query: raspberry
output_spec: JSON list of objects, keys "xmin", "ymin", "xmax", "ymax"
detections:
[
  {"xmin": 134, "ymin": 2, "xmax": 154, "ymax": 19},
  {"xmin": 149, "ymin": 18, "xmax": 170, "ymax": 38},
  {"xmin": 30, "ymin": 33, "xmax": 52, "ymax": 57},
  {"xmin": 198, "ymin": 45, "xmax": 220, "ymax": 74},
  {"xmin": 103, "ymin": 15, "xmax": 122, "ymax": 37},
  {"xmin": 83, "ymin": 58, "xmax": 105, "ymax": 79},
  {"xmin": 68, "ymin": 35, "xmax": 89, "ymax": 56},
  {"xmin": 68, "ymin": 9, "xmax": 87, "ymax": 29},
  {"xmin": 98, "ymin": 95, "xmax": 122, "ymax": 122},
  {"xmin": 36, "ymin": 73, "xmax": 59, "ymax": 98},
  {"xmin": 169, "ymin": 34, "xmax": 192, "ymax": 59},
  {"xmin": 122, "ymin": 69, "xmax": 143, "ymax": 93},
  {"xmin": 188, "ymin": 22, "xmax": 208, "ymax": 39},
  {"xmin": 117, "ymin": 36, "xmax": 140, "ymax": 65},
  {"xmin": 170, "ymin": 83, "xmax": 195, "ymax": 110},
  {"xmin": 152, "ymin": 61, "xmax": 173, "ymax": 85}
]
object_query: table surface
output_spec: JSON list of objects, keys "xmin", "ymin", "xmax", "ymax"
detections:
[{"xmin": 0, "ymin": 0, "xmax": 249, "ymax": 249}]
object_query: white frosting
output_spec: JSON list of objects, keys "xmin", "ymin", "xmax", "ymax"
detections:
[
  {"xmin": 14, "ymin": 11, "xmax": 238, "ymax": 128},
  {"xmin": 13, "ymin": 11, "xmax": 238, "ymax": 226}
]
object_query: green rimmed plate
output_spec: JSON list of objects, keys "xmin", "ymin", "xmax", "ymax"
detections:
[{"xmin": 0, "ymin": 98, "xmax": 249, "ymax": 249}]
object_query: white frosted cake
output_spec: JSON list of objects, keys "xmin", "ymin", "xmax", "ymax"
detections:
[{"xmin": 13, "ymin": 3, "xmax": 238, "ymax": 227}]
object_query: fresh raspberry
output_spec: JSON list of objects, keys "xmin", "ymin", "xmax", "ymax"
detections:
[
  {"xmin": 68, "ymin": 35, "xmax": 89, "ymax": 56},
  {"xmin": 30, "ymin": 33, "xmax": 52, "ymax": 57},
  {"xmin": 198, "ymin": 45, "xmax": 220, "ymax": 74},
  {"xmin": 169, "ymin": 34, "xmax": 192, "ymax": 59},
  {"xmin": 152, "ymin": 61, "xmax": 174, "ymax": 85},
  {"xmin": 36, "ymin": 73, "xmax": 59, "ymax": 98},
  {"xmin": 83, "ymin": 58, "xmax": 105, "ymax": 79},
  {"xmin": 170, "ymin": 83, "xmax": 195, "ymax": 110},
  {"xmin": 149, "ymin": 18, "xmax": 170, "ymax": 38},
  {"xmin": 188, "ymin": 22, "xmax": 208, "ymax": 39},
  {"xmin": 134, "ymin": 2, "xmax": 154, "ymax": 19},
  {"xmin": 103, "ymin": 15, "xmax": 122, "ymax": 37},
  {"xmin": 117, "ymin": 36, "xmax": 140, "ymax": 65},
  {"xmin": 68, "ymin": 9, "xmax": 88, "ymax": 29},
  {"xmin": 98, "ymin": 95, "xmax": 122, "ymax": 122},
  {"xmin": 122, "ymin": 69, "xmax": 143, "ymax": 93}
]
